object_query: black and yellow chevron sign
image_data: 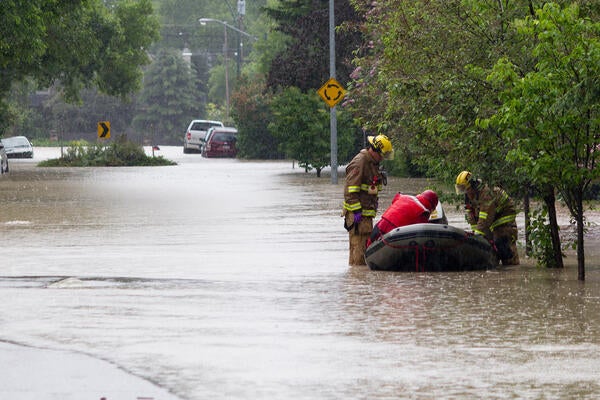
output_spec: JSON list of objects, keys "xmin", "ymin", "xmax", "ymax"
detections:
[{"xmin": 98, "ymin": 121, "xmax": 110, "ymax": 139}]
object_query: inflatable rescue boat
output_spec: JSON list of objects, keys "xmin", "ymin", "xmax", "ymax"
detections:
[{"xmin": 364, "ymin": 202, "xmax": 498, "ymax": 272}]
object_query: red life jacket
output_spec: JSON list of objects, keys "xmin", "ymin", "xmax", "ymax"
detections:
[{"xmin": 376, "ymin": 193, "xmax": 430, "ymax": 235}]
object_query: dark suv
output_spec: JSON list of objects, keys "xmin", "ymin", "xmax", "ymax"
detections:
[{"xmin": 201, "ymin": 127, "xmax": 238, "ymax": 158}]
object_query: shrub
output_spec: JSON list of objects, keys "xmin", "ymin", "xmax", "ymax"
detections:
[{"xmin": 38, "ymin": 135, "xmax": 176, "ymax": 167}]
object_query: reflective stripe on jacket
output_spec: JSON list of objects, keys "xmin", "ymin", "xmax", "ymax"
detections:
[{"xmin": 465, "ymin": 184, "xmax": 517, "ymax": 238}]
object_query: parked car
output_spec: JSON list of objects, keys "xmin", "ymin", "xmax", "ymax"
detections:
[
  {"xmin": 183, "ymin": 120, "xmax": 224, "ymax": 153},
  {"xmin": 201, "ymin": 127, "xmax": 238, "ymax": 158},
  {"xmin": 0, "ymin": 141, "xmax": 8, "ymax": 174},
  {"xmin": 1, "ymin": 135, "xmax": 34, "ymax": 158}
]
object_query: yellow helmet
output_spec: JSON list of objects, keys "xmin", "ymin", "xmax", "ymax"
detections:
[
  {"xmin": 455, "ymin": 171, "xmax": 473, "ymax": 194},
  {"xmin": 367, "ymin": 135, "xmax": 394, "ymax": 160}
]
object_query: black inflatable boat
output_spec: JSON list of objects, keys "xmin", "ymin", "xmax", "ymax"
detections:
[{"xmin": 365, "ymin": 223, "xmax": 498, "ymax": 272}]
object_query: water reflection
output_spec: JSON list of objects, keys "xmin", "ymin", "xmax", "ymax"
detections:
[{"xmin": 1, "ymin": 148, "xmax": 600, "ymax": 399}]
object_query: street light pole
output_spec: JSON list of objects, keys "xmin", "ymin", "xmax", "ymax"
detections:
[{"xmin": 237, "ymin": 0, "xmax": 246, "ymax": 78}]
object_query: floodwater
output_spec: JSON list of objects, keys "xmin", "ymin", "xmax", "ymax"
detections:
[{"xmin": 2, "ymin": 146, "xmax": 600, "ymax": 399}]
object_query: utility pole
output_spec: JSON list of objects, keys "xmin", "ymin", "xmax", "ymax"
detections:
[{"xmin": 237, "ymin": 0, "xmax": 245, "ymax": 79}]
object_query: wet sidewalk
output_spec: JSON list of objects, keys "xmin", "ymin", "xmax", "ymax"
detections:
[{"xmin": 0, "ymin": 342, "xmax": 181, "ymax": 400}]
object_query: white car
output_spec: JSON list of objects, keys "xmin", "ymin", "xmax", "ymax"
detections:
[
  {"xmin": 183, "ymin": 120, "xmax": 224, "ymax": 153},
  {"xmin": 1, "ymin": 135, "xmax": 33, "ymax": 158},
  {"xmin": 0, "ymin": 141, "xmax": 8, "ymax": 173}
]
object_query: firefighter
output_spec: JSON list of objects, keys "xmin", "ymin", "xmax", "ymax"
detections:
[
  {"xmin": 343, "ymin": 135, "xmax": 394, "ymax": 266},
  {"xmin": 455, "ymin": 171, "xmax": 520, "ymax": 265},
  {"xmin": 367, "ymin": 190, "xmax": 439, "ymax": 247}
]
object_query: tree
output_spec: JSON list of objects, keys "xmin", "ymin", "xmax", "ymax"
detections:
[
  {"xmin": 346, "ymin": 0, "xmax": 541, "ymax": 183},
  {"xmin": 268, "ymin": 86, "xmax": 358, "ymax": 176},
  {"xmin": 133, "ymin": 49, "xmax": 202, "ymax": 144},
  {"xmin": 486, "ymin": 3, "xmax": 600, "ymax": 280},
  {"xmin": 0, "ymin": 0, "xmax": 159, "ymax": 132},
  {"xmin": 230, "ymin": 76, "xmax": 282, "ymax": 159},
  {"xmin": 265, "ymin": 0, "xmax": 363, "ymax": 91},
  {"xmin": 43, "ymin": 87, "xmax": 136, "ymax": 142}
]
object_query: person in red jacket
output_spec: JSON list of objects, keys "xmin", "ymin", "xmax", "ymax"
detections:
[{"xmin": 367, "ymin": 190, "xmax": 439, "ymax": 247}]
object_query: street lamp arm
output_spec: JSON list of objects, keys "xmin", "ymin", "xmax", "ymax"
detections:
[{"xmin": 198, "ymin": 18, "xmax": 258, "ymax": 41}]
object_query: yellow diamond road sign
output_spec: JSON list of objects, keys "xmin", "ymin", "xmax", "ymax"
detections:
[{"xmin": 318, "ymin": 78, "xmax": 347, "ymax": 108}]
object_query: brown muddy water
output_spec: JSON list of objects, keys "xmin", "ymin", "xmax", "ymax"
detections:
[{"xmin": 1, "ymin": 146, "xmax": 600, "ymax": 399}]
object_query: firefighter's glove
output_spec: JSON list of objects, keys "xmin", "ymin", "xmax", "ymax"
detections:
[{"xmin": 353, "ymin": 211, "xmax": 363, "ymax": 224}]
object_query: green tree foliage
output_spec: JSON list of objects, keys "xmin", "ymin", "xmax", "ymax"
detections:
[
  {"xmin": 207, "ymin": 63, "xmax": 235, "ymax": 123},
  {"xmin": 230, "ymin": 76, "xmax": 281, "ymax": 159},
  {"xmin": 133, "ymin": 49, "xmax": 202, "ymax": 144},
  {"xmin": 485, "ymin": 3, "xmax": 600, "ymax": 280},
  {"xmin": 268, "ymin": 86, "xmax": 358, "ymax": 176},
  {"xmin": 0, "ymin": 0, "xmax": 159, "ymax": 133},
  {"xmin": 346, "ymin": 0, "xmax": 538, "ymax": 184},
  {"xmin": 43, "ymin": 87, "xmax": 136, "ymax": 141},
  {"xmin": 0, "ymin": 0, "xmax": 158, "ymax": 102},
  {"xmin": 265, "ymin": 0, "xmax": 363, "ymax": 91},
  {"xmin": 1, "ymin": 80, "xmax": 43, "ymax": 138}
]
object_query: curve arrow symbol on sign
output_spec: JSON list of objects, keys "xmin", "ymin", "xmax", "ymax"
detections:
[{"xmin": 98, "ymin": 121, "xmax": 110, "ymax": 139}]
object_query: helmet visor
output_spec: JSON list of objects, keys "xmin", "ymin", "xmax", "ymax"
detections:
[{"xmin": 382, "ymin": 149, "xmax": 394, "ymax": 161}]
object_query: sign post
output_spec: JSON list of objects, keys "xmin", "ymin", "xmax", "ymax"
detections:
[{"xmin": 329, "ymin": 0, "xmax": 337, "ymax": 184}]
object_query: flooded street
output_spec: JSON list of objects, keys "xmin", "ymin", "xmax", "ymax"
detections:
[{"xmin": 2, "ymin": 146, "xmax": 600, "ymax": 399}]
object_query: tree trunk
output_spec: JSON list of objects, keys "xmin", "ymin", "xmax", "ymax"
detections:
[
  {"xmin": 575, "ymin": 192, "xmax": 585, "ymax": 281},
  {"xmin": 542, "ymin": 187, "xmax": 563, "ymax": 269},
  {"xmin": 524, "ymin": 189, "xmax": 532, "ymax": 256}
]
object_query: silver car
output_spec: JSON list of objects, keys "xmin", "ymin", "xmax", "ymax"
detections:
[
  {"xmin": 1, "ymin": 136, "xmax": 34, "ymax": 158},
  {"xmin": 0, "ymin": 141, "xmax": 8, "ymax": 174},
  {"xmin": 183, "ymin": 120, "xmax": 224, "ymax": 153}
]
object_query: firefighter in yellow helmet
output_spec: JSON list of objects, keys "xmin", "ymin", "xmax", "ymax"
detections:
[
  {"xmin": 343, "ymin": 135, "xmax": 394, "ymax": 265},
  {"xmin": 455, "ymin": 171, "xmax": 520, "ymax": 265}
]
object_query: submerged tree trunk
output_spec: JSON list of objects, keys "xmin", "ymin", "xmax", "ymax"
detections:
[
  {"xmin": 524, "ymin": 189, "xmax": 532, "ymax": 256},
  {"xmin": 575, "ymin": 191, "xmax": 585, "ymax": 281},
  {"xmin": 542, "ymin": 187, "xmax": 563, "ymax": 269}
]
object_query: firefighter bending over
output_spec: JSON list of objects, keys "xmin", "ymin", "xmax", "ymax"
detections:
[{"xmin": 455, "ymin": 171, "xmax": 520, "ymax": 265}]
